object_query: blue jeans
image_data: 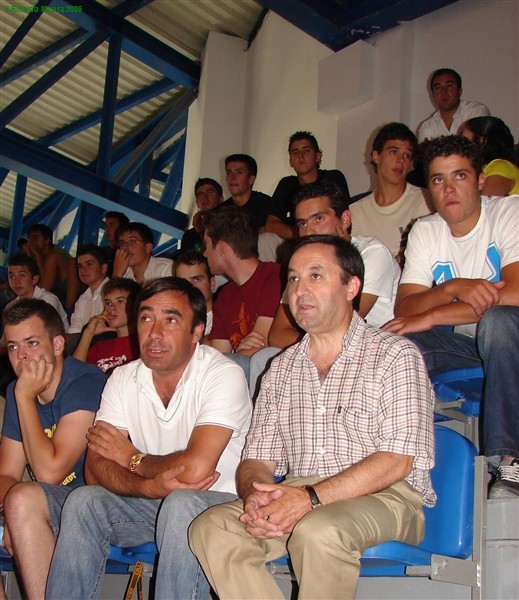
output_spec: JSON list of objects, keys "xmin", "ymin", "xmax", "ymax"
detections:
[
  {"xmin": 46, "ymin": 487, "xmax": 236, "ymax": 600},
  {"xmin": 407, "ymin": 305, "xmax": 519, "ymax": 459}
]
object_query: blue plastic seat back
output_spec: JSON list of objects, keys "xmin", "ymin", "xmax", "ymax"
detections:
[
  {"xmin": 417, "ymin": 425, "xmax": 476, "ymax": 558},
  {"xmin": 432, "ymin": 367, "xmax": 484, "ymax": 417},
  {"xmin": 106, "ymin": 542, "xmax": 158, "ymax": 574},
  {"xmin": 360, "ymin": 425, "xmax": 477, "ymax": 575}
]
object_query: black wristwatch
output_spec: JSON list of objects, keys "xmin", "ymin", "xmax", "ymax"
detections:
[{"xmin": 303, "ymin": 485, "xmax": 322, "ymax": 509}]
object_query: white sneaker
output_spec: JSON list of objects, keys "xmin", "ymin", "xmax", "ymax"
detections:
[{"xmin": 489, "ymin": 459, "xmax": 519, "ymax": 499}]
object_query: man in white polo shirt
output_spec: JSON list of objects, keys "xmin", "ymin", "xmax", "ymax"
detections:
[{"xmin": 46, "ymin": 277, "xmax": 251, "ymax": 600}]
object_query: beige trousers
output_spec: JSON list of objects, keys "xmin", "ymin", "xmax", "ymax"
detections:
[{"xmin": 189, "ymin": 477, "xmax": 425, "ymax": 600}]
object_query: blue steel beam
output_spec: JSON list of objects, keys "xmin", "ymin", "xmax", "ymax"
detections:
[
  {"xmin": 54, "ymin": 0, "xmax": 200, "ymax": 85},
  {"xmin": 258, "ymin": 0, "xmax": 456, "ymax": 51},
  {"xmin": 111, "ymin": 0, "xmax": 155, "ymax": 18},
  {"xmin": 47, "ymin": 197, "xmax": 80, "ymax": 233},
  {"xmin": 8, "ymin": 175, "xmax": 27, "ymax": 256},
  {"xmin": 0, "ymin": 0, "xmax": 153, "ymax": 88},
  {"xmin": 0, "ymin": 30, "xmax": 89, "ymax": 89},
  {"xmin": 159, "ymin": 134, "xmax": 186, "ymax": 209},
  {"xmin": 0, "ymin": 0, "xmax": 51, "ymax": 69},
  {"xmin": 97, "ymin": 34, "xmax": 121, "ymax": 179},
  {"xmin": 113, "ymin": 87, "xmax": 194, "ymax": 186},
  {"xmin": 77, "ymin": 202, "xmax": 105, "ymax": 248},
  {"xmin": 0, "ymin": 30, "xmax": 108, "ymax": 130},
  {"xmin": 155, "ymin": 138, "xmax": 182, "ymax": 172},
  {"xmin": 38, "ymin": 78, "xmax": 176, "ymax": 147},
  {"xmin": 0, "ymin": 134, "xmax": 188, "ymax": 238},
  {"xmin": 59, "ymin": 207, "xmax": 81, "ymax": 252},
  {"xmin": 138, "ymin": 155, "xmax": 153, "ymax": 198}
]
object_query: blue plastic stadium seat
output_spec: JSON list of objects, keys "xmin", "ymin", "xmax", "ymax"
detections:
[
  {"xmin": 106, "ymin": 542, "xmax": 158, "ymax": 574},
  {"xmin": 432, "ymin": 367, "xmax": 483, "ymax": 417},
  {"xmin": 432, "ymin": 367, "xmax": 484, "ymax": 445},
  {"xmin": 268, "ymin": 425, "xmax": 478, "ymax": 580}
]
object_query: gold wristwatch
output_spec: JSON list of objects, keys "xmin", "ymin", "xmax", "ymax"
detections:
[{"xmin": 129, "ymin": 453, "xmax": 147, "ymax": 473}]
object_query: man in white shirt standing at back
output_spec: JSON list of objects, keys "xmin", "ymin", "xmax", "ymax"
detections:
[{"xmin": 418, "ymin": 68, "xmax": 489, "ymax": 142}]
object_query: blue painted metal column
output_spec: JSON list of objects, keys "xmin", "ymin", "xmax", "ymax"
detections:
[
  {"xmin": 97, "ymin": 34, "xmax": 121, "ymax": 179},
  {"xmin": 8, "ymin": 175, "xmax": 27, "ymax": 256},
  {"xmin": 159, "ymin": 133, "xmax": 187, "ymax": 208}
]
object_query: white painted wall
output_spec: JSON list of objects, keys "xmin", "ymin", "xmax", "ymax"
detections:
[
  {"xmin": 179, "ymin": 32, "xmax": 248, "ymax": 220},
  {"xmin": 329, "ymin": 0, "xmax": 519, "ymax": 194},
  {"xmin": 182, "ymin": 0, "xmax": 519, "ymax": 214},
  {"xmin": 242, "ymin": 11, "xmax": 337, "ymax": 195}
]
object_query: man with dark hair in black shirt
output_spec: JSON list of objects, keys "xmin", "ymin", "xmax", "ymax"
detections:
[
  {"xmin": 260, "ymin": 131, "xmax": 350, "ymax": 261},
  {"xmin": 222, "ymin": 154, "xmax": 272, "ymax": 235},
  {"xmin": 182, "ymin": 178, "xmax": 224, "ymax": 252}
]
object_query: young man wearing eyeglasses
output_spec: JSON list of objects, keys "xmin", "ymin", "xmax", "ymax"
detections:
[{"xmin": 113, "ymin": 222, "xmax": 173, "ymax": 286}]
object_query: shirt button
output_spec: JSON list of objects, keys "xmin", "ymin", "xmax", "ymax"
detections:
[
  {"xmin": 317, "ymin": 406, "xmax": 326, "ymax": 414},
  {"xmin": 318, "ymin": 448, "xmax": 326, "ymax": 455}
]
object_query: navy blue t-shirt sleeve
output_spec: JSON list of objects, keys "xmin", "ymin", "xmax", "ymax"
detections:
[
  {"xmin": 1, "ymin": 382, "xmax": 22, "ymax": 442},
  {"xmin": 56, "ymin": 368, "xmax": 106, "ymax": 418}
]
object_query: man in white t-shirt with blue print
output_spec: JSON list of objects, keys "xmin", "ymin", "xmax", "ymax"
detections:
[{"xmin": 385, "ymin": 135, "xmax": 519, "ymax": 499}]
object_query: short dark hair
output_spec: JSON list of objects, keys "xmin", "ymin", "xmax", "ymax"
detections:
[
  {"xmin": 204, "ymin": 205, "xmax": 258, "ymax": 259},
  {"xmin": 28, "ymin": 224, "xmax": 53, "ymax": 247},
  {"xmin": 194, "ymin": 178, "xmax": 223, "ymax": 197},
  {"xmin": 290, "ymin": 234, "xmax": 364, "ymax": 304},
  {"xmin": 225, "ymin": 154, "xmax": 258, "ymax": 177},
  {"xmin": 77, "ymin": 244, "xmax": 108, "ymax": 266},
  {"xmin": 293, "ymin": 181, "xmax": 349, "ymax": 218},
  {"xmin": 102, "ymin": 277, "xmax": 141, "ymax": 301},
  {"xmin": 118, "ymin": 222, "xmax": 154, "ymax": 246},
  {"xmin": 288, "ymin": 131, "xmax": 321, "ymax": 154},
  {"xmin": 135, "ymin": 277, "xmax": 206, "ymax": 332},
  {"xmin": 8, "ymin": 253, "xmax": 39, "ymax": 277},
  {"xmin": 174, "ymin": 250, "xmax": 211, "ymax": 279},
  {"xmin": 371, "ymin": 123, "xmax": 418, "ymax": 170},
  {"xmin": 105, "ymin": 211, "xmax": 130, "ymax": 227},
  {"xmin": 2, "ymin": 298, "xmax": 65, "ymax": 338},
  {"xmin": 461, "ymin": 116, "xmax": 514, "ymax": 163},
  {"xmin": 423, "ymin": 135, "xmax": 484, "ymax": 180},
  {"xmin": 430, "ymin": 68, "xmax": 462, "ymax": 91}
]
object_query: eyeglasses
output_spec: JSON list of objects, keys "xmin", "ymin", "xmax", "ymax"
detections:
[{"xmin": 118, "ymin": 237, "xmax": 145, "ymax": 249}]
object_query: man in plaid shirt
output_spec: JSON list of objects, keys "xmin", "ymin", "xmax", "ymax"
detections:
[{"xmin": 190, "ymin": 234, "xmax": 436, "ymax": 599}]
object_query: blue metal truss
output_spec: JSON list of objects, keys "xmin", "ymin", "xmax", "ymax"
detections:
[
  {"xmin": 1, "ymin": 0, "xmax": 200, "ymax": 258},
  {"xmin": 0, "ymin": 0, "xmax": 51, "ymax": 69},
  {"xmin": 38, "ymin": 78, "xmax": 177, "ymax": 147},
  {"xmin": 1, "ymin": 134, "xmax": 188, "ymax": 239},
  {"xmin": 53, "ymin": 0, "xmax": 200, "ymax": 85}
]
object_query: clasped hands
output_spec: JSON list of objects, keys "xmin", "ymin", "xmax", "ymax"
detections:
[{"xmin": 240, "ymin": 482, "xmax": 312, "ymax": 539}]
